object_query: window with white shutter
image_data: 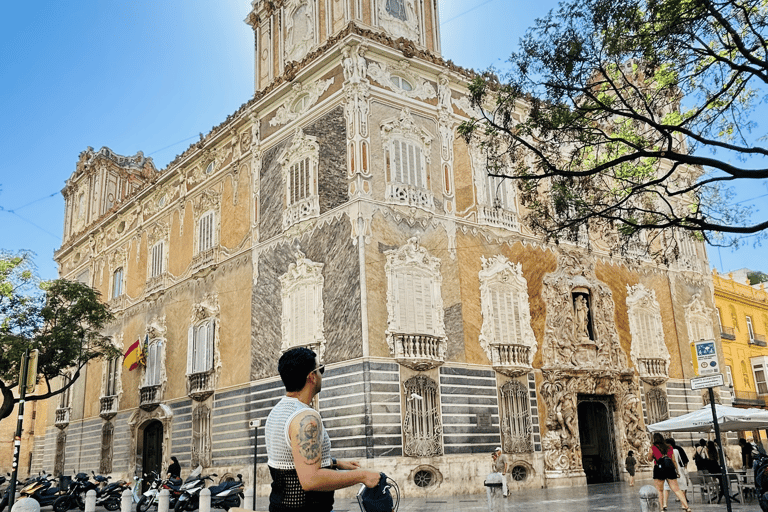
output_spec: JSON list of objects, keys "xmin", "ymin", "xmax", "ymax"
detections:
[
  {"xmin": 627, "ymin": 284, "xmax": 669, "ymax": 382},
  {"xmin": 188, "ymin": 319, "xmax": 215, "ymax": 374},
  {"xmin": 281, "ymin": 129, "xmax": 320, "ymax": 229},
  {"xmin": 381, "ymin": 109, "xmax": 434, "ymax": 210},
  {"xmin": 752, "ymin": 357, "xmax": 768, "ymax": 395},
  {"xmin": 104, "ymin": 357, "xmax": 119, "ymax": 397},
  {"xmin": 684, "ymin": 294, "xmax": 714, "ymax": 344},
  {"xmin": 150, "ymin": 242, "xmax": 164, "ymax": 278},
  {"xmin": 144, "ymin": 339, "xmax": 163, "ymax": 387},
  {"xmin": 280, "ymin": 253, "xmax": 325, "ymax": 355},
  {"xmin": 470, "ymin": 141, "xmax": 518, "ymax": 230},
  {"xmin": 111, "ymin": 268, "xmax": 123, "ymax": 299},
  {"xmin": 478, "ymin": 256, "xmax": 536, "ymax": 371},
  {"xmin": 197, "ymin": 211, "xmax": 216, "ymax": 253}
]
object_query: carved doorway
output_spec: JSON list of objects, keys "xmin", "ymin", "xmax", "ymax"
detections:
[
  {"xmin": 142, "ymin": 421, "xmax": 163, "ymax": 490},
  {"xmin": 577, "ymin": 395, "xmax": 618, "ymax": 484}
]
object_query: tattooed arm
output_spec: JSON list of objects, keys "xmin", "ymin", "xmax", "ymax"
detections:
[{"xmin": 289, "ymin": 409, "xmax": 380, "ymax": 492}]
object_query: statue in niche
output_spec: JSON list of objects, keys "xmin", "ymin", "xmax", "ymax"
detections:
[
  {"xmin": 573, "ymin": 293, "xmax": 593, "ymax": 344},
  {"xmin": 386, "ymin": 0, "xmax": 407, "ymax": 21}
]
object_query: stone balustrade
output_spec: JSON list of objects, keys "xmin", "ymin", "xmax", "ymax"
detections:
[
  {"xmin": 55, "ymin": 407, "xmax": 70, "ymax": 427},
  {"xmin": 490, "ymin": 344, "xmax": 532, "ymax": 375},
  {"xmin": 478, "ymin": 206, "xmax": 518, "ymax": 231},
  {"xmin": 99, "ymin": 395, "xmax": 117, "ymax": 419},
  {"xmin": 139, "ymin": 385, "xmax": 161, "ymax": 411},
  {"xmin": 637, "ymin": 358, "xmax": 668, "ymax": 383},
  {"xmin": 191, "ymin": 248, "xmax": 218, "ymax": 274},
  {"xmin": 187, "ymin": 371, "xmax": 214, "ymax": 401},
  {"xmin": 391, "ymin": 333, "xmax": 445, "ymax": 371},
  {"xmin": 146, "ymin": 273, "xmax": 168, "ymax": 295}
]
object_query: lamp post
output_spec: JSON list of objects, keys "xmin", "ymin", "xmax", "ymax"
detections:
[{"xmin": 249, "ymin": 419, "xmax": 261, "ymax": 510}]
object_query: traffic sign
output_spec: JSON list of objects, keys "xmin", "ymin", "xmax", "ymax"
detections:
[
  {"xmin": 691, "ymin": 373, "xmax": 724, "ymax": 390},
  {"xmin": 693, "ymin": 339, "xmax": 719, "ymax": 375}
]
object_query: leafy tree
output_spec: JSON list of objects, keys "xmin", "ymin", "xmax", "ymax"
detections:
[
  {"xmin": 459, "ymin": 0, "xmax": 768, "ymax": 257},
  {"xmin": 0, "ymin": 252, "xmax": 118, "ymax": 421},
  {"xmin": 748, "ymin": 270, "xmax": 768, "ymax": 285}
]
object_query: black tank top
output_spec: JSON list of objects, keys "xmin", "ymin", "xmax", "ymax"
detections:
[{"xmin": 268, "ymin": 466, "xmax": 334, "ymax": 512}]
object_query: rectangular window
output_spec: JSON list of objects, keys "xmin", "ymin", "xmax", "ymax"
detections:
[
  {"xmin": 111, "ymin": 268, "xmax": 123, "ymax": 299},
  {"xmin": 490, "ymin": 285, "xmax": 524, "ymax": 345},
  {"xmin": 392, "ymin": 140, "xmax": 424, "ymax": 188},
  {"xmin": 190, "ymin": 321, "xmax": 214, "ymax": 374},
  {"xmin": 289, "ymin": 158, "xmax": 312, "ymax": 205},
  {"xmin": 105, "ymin": 358, "xmax": 119, "ymax": 397},
  {"xmin": 725, "ymin": 365, "xmax": 734, "ymax": 388},
  {"xmin": 752, "ymin": 357, "xmax": 768, "ymax": 395},
  {"xmin": 198, "ymin": 212, "xmax": 215, "ymax": 253},
  {"xmin": 145, "ymin": 341, "xmax": 162, "ymax": 387},
  {"xmin": 486, "ymin": 174, "xmax": 513, "ymax": 210},
  {"xmin": 748, "ymin": 316, "xmax": 755, "ymax": 340},
  {"xmin": 395, "ymin": 271, "xmax": 435, "ymax": 334},
  {"xmin": 150, "ymin": 242, "xmax": 164, "ymax": 278}
]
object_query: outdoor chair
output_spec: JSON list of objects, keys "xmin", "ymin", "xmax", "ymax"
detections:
[{"xmin": 688, "ymin": 471, "xmax": 718, "ymax": 503}]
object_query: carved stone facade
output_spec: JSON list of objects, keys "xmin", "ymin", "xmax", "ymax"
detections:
[{"xmin": 38, "ymin": 0, "xmax": 719, "ymax": 497}]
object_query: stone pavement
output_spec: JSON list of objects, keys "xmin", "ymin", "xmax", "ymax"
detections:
[{"xmin": 251, "ymin": 480, "xmax": 762, "ymax": 511}]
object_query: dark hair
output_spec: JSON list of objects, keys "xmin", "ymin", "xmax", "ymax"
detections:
[
  {"xmin": 739, "ymin": 438, "xmax": 747, "ymax": 446},
  {"xmin": 628, "ymin": 450, "xmax": 634, "ymax": 456},
  {"xmin": 666, "ymin": 438, "xmax": 676, "ymax": 447},
  {"xmin": 699, "ymin": 439, "xmax": 707, "ymax": 447},
  {"xmin": 171, "ymin": 456, "xmax": 178, "ymax": 463},
  {"xmin": 652, "ymin": 433, "xmax": 669, "ymax": 454},
  {"xmin": 707, "ymin": 440, "xmax": 718, "ymax": 459},
  {"xmin": 278, "ymin": 347, "xmax": 318, "ymax": 392}
]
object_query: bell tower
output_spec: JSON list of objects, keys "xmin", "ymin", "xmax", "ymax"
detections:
[{"xmin": 246, "ymin": 0, "xmax": 442, "ymax": 92}]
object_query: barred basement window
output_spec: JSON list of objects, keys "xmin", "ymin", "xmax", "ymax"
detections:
[
  {"xmin": 197, "ymin": 211, "xmax": 216, "ymax": 253},
  {"xmin": 99, "ymin": 422, "xmax": 114, "ymax": 474},
  {"xmin": 646, "ymin": 387, "xmax": 669, "ymax": 424},
  {"xmin": 499, "ymin": 380, "xmax": 533, "ymax": 453},
  {"xmin": 403, "ymin": 375, "xmax": 442, "ymax": 457},
  {"xmin": 150, "ymin": 242, "xmax": 165, "ymax": 278},
  {"xmin": 191, "ymin": 405, "xmax": 211, "ymax": 467}
]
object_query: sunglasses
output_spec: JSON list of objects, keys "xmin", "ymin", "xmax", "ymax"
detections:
[{"xmin": 315, "ymin": 365, "xmax": 325, "ymax": 375}]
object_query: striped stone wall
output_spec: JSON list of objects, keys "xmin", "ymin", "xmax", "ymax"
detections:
[{"xmin": 440, "ymin": 366, "xmax": 500, "ymax": 455}]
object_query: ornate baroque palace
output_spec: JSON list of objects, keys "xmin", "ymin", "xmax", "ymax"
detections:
[{"xmin": 37, "ymin": 0, "xmax": 723, "ymax": 494}]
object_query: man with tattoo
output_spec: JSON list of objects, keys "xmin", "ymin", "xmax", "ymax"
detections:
[{"xmin": 265, "ymin": 347, "xmax": 381, "ymax": 511}]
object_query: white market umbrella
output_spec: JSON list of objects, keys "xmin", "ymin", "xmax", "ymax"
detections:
[{"xmin": 648, "ymin": 404, "xmax": 768, "ymax": 433}]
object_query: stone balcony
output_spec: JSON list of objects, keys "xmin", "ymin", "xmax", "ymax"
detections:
[
  {"xmin": 386, "ymin": 182, "xmax": 434, "ymax": 210},
  {"xmin": 187, "ymin": 370, "xmax": 214, "ymax": 401},
  {"xmin": 107, "ymin": 295, "xmax": 126, "ymax": 312},
  {"xmin": 750, "ymin": 333, "xmax": 767, "ymax": 347},
  {"xmin": 478, "ymin": 206, "xmax": 518, "ymax": 231},
  {"xmin": 283, "ymin": 196, "xmax": 320, "ymax": 229},
  {"xmin": 720, "ymin": 325, "xmax": 736, "ymax": 341},
  {"xmin": 488, "ymin": 343, "xmax": 532, "ymax": 377},
  {"xmin": 191, "ymin": 247, "xmax": 219, "ymax": 274},
  {"xmin": 636, "ymin": 357, "xmax": 669, "ymax": 385},
  {"xmin": 139, "ymin": 385, "xmax": 161, "ymax": 411},
  {"xmin": 99, "ymin": 395, "xmax": 118, "ymax": 419},
  {"xmin": 389, "ymin": 333, "xmax": 446, "ymax": 371},
  {"xmin": 54, "ymin": 407, "xmax": 70, "ymax": 428},
  {"xmin": 145, "ymin": 273, "xmax": 169, "ymax": 295}
]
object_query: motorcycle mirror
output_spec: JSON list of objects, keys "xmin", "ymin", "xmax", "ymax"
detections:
[
  {"xmin": 236, "ymin": 474, "xmax": 242, "ymax": 480},
  {"xmin": 211, "ymin": 473, "xmax": 218, "ymax": 477}
]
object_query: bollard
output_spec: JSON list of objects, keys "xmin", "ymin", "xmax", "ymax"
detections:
[
  {"xmin": 121, "ymin": 489, "xmax": 133, "ymax": 512},
  {"xmin": 639, "ymin": 484, "xmax": 661, "ymax": 512},
  {"xmin": 11, "ymin": 497, "xmax": 40, "ymax": 512},
  {"xmin": 85, "ymin": 490, "xmax": 96, "ymax": 512},
  {"xmin": 242, "ymin": 488, "xmax": 254, "ymax": 511},
  {"xmin": 484, "ymin": 472, "xmax": 504, "ymax": 512},
  {"xmin": 200, "ymin": 488, "xmax": 211, "ymax": 512},
  {"xmin": 158, "ymin": 489, "xmax": 170, "ymax": 512}
]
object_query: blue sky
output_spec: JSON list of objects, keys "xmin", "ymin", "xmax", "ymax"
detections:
[{"xmin": 0, "ymin": 0, "xmax": 764, "ymax": 280}]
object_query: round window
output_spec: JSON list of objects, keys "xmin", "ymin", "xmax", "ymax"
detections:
[
  {"xmin": 413, "ymin": 469, "xmax": 433, "ymax": 488},
  {"xmin": 117, "ymin": 221, "xmax": 126, "ymax": 234},
  {"xmin": 511, "ymin": 465, "xmax": 527, "ymax": 482}
]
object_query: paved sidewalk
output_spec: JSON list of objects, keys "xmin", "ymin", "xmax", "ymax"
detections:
[{"xmin": 252, "ymin": 480, "xmax": 761, "ymax": 511}]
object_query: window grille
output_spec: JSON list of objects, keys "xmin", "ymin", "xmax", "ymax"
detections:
[
  {"xmin": 198, "ymin": 212, "xmax": 215, "ymax": 253},
  {"xmin": 150, "ymin": 242, "xmax": 164, "ymax": 278},
  {"xmin": 646, "ymin": 387, "xmax": 669, "ymax": 424},
  {"xmin": 54, "ymin": 430, "xmax": 66, "ymax": 477},
  {"xmin": 403, "ymin": 375, "xmax": 442, "ymax": 457},
  {"xmin": 99, "ymin": 422, "xmax": 114, "ymax": 474},
  {"xmin": 499, "ymin": 380, "xmax": 533, "ymax": 453},
  {"xmin": 192, "ymin": 405, "xmax": 211, "ymax": 467}
]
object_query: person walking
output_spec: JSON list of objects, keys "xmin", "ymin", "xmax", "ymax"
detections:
[
  {"xmin": 264, "ymin": 347, "xmax": 381, "ymax": 512},
  {"xmin": 491, "ymin": 447, "xmax": 509, "ymax": 497},
  {"xmin": 649, "ymin": 433, "xmax": 691, "ymax": 512},
  {"xmin": 664, "ymin": 438, "xmax": 690, "ymax": 505},
  {"xmin": 693, "ymin": 439, "xmax": 708, "ymax": 471},
  {"xmin": 167, "ymin": 456, "xmax": 181, "ymax": 485},
  {"xmin": 625, "ymin": 451, "xmax": 637, "ymax": 487}
]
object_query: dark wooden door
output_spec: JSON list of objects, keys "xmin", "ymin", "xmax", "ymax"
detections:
[{"xmin": 142, "ymin": 421, "xmax": 163, "ymax": 483}]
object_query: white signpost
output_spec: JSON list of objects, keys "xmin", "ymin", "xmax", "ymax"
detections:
[
  {"xmin": 690, "ymin": 373, "xmax": 724, "ymax": 390},
  {"xmin": 693, "ymin": 339, "xmax": 719, "ymax": 376}
]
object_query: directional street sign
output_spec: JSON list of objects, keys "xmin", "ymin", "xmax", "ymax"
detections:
[
  {"xmin": 693, "ymin": 339, "xmax": 719, "ymax": 376},
  {"xmin": 690, "ymin": 373, "xmax": 724, "ymax": 390}
]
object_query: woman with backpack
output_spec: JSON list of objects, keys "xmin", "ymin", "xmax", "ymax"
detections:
[{"xmin": 649, "ymin": 433, "xmax": 692, "ymax": 511}]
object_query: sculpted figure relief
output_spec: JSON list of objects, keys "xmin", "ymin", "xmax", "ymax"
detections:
[{"xmin": 574, "ymin": 295, "xmax": 591, "ymax": 343}]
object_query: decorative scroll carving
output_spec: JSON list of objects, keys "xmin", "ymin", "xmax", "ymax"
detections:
[
  {"xmin": 684, "ymin": 293, "xmax": 715, "ymax": 343},
  {"xmin": 541, "ymin": 249, "xmax": 628, "ymax": 370},
  {"xmin": 284, "ymin": 0, "xmax": 315, "ymax": 63},
  {"xmin": 367, "ymin": 60, "xmax": 436, "ymax": 100},
  {"xmin": 146, "ymin": 222, "xmax": 169, "ymax": 247},
  {"xmin": 192, "ymin": 293, "xmax": 220, "ymax": 325},
  {"xmin": 192, "ymin": 189, "xmax": 221, "ymax": 219},
  {"xmin": 269, "ymin": 78, "xmax": 335, "ymax": 126}
]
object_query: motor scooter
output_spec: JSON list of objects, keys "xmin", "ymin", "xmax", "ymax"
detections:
[
  {"xmin": 20, "ymin": 472, "xmax": 62, "ymax": 508},
  {"xmin": 52, "ymin": 473, "xmax": 93, "ymax": 512},
  {"xmin": 205, "ymin": 474, "xmax": 244, "ymax": 511},
  {"xmin": 139, "ymin": 467, "xmax": 198, "ymax": 512}
]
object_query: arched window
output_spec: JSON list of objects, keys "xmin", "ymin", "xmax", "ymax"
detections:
[
  {"xmin": 111, "ymin": 267, "xmax": 124, "ymax": 299},
  {"xmin": 645, "ymin": 387, "xmax": 669, "ymax": 425},
  {"xmin": 403, "ymin": 375, "xmax": 442, "ymax": 457},
  {"xmin": 499, "ymin": 380, "xmax": 533, "ymax": 453},
  {"xmin": 99, "ymin": 422, "xmax": 114, "ymax": 474},
  {"xmin": 197, "ymin": 211, "xmax": 216, "ymax": 254},
  {"xmin": 381, "ymin": 109, "xmax": 434, "ymax": 209}
]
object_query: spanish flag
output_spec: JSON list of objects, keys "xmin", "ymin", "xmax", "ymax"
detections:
[{"xmin": 123, "ymin": 338, "xmax": 143, "ymax": 371}]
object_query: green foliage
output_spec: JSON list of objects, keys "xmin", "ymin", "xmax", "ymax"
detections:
[
  {"xmin": 0, "ymin": 252, "xmax": 117, "ymax": 420},
  {"xmin": 748, "ymin": 271, "xmax": 768, "ymax": 285},
  {"xmin": 459, "ymin": 0, "xmax": 768, "ymax": 255}
]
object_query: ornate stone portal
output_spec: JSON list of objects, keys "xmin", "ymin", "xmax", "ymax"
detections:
[{"xmin": 540, "ymin": 250, "xmax": 649, "ymax": 483}]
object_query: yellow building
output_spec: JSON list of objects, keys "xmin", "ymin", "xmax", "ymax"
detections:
[{"xmin": 714, "ymin": 270, "xmax": 768, "ymax": 425}]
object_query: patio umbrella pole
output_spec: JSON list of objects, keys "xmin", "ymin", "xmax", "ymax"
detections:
[{"xmin": 709, "ymin": 387, "xmax": 732, "ymax": 512}]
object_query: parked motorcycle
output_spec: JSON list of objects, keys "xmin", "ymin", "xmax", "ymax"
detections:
[
  {"xmin": 136, "ymin": 469, "xmax": 190, "ymax": 512},
  {"xmin": 20, "ymin": 472, "xmax": 62, "ymax": 508},
  {"xmin": 0, "ymin": 473, "xmax": 30, "ymax": 512},
  {"xmin": 52, "ymin": 473, "xmax": 93, "ymax": 512},
  {"xmin": 91, "ymin": 473, "xmax": 130, "ymax": 511},
  {"xmin": 174, "ymin": 472, "xmax": 243, "ymax": 512}
]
